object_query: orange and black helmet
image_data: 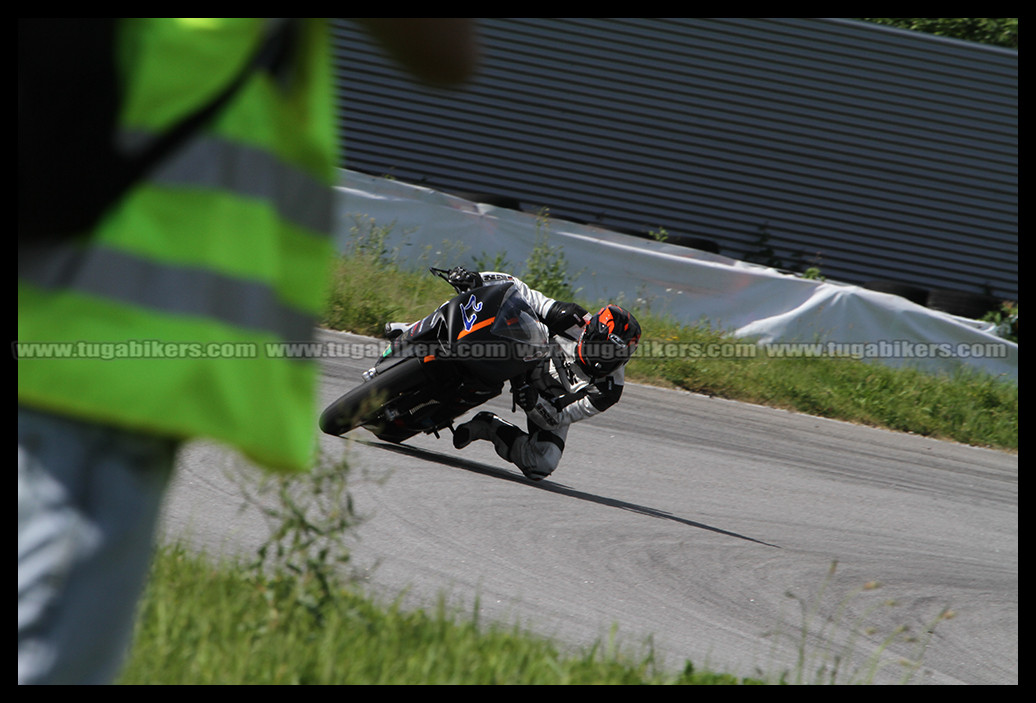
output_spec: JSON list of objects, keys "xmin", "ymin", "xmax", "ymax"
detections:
[{"xmin": 576, "ymin": 305, "xmax": 641, "ymax": 376}]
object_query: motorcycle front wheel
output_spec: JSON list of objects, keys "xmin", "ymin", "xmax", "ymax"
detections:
[{"xmin": 318, "ymin": 357, "xmax": 426, "ymax": 437}]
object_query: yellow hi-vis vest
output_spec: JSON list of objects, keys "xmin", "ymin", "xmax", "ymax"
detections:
[{"xmin": 17, "ymin": 19, "xmax": 338, "ymax": 472}]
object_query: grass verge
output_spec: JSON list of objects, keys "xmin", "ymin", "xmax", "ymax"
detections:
[
  {"xmin": 322, "ymin": 242, "xmax": 1017, "ymax": 452},
  {"xmin": 627, "ymin": 313, "xmax": 1016, "ymax": 451},
  {"xmin": 119, "ymin": 543, "xmax": 760, "ymax": 685}
]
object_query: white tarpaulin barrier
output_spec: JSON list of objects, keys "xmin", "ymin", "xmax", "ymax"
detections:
[{"xmin": 335, "ymin": 170, "xmax": 1017, "ymax": 383}]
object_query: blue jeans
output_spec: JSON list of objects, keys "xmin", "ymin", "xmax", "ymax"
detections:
[{"xmin": 18, "ymin": 406, "xmax": 177, "ymax": 684}]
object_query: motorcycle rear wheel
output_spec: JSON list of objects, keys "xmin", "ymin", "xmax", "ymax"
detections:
[{"xmin": 319, "ymin": 357, "xmax": 426, "ymax": 437}]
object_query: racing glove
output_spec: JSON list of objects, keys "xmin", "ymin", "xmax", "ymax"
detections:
[
  {"xmin": 511, "ymin": 378, "xmax": 539, "ymax": 412},
  {"xmin": 447, "ymin": 266, "xmax": 483, "ymax": 293},
  {"xmin": 544, "ymin": 300, "xmax": 589, "ymax": 338}
]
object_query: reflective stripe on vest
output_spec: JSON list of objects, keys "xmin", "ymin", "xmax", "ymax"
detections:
[
  {"xmin": 19, "ymin": 243, "xmax": 318, "ymax": 344},
  {"xmin": 144, "ymin": 132, "xmax": 334, "ymax": 236}
]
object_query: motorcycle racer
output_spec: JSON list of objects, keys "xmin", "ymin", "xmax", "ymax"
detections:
[{"xmin": 390, "ymin": 266, "xmax": 641, "ymax": 481}]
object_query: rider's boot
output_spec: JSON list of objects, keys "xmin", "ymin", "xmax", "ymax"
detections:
[
  {"xmin": 452, "ymin": 411, "xmax": 523, "ymax": 455},
  {"xmin": 453, "ymin": 412, "xmax": 559, "ymax": 482}
]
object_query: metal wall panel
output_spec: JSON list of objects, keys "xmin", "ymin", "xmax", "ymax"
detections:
[{"xmin": 330, "ymin": 18, "xmax": 1017, "ymax": 301}]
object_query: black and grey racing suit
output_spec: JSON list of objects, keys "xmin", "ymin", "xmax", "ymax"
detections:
[{"xmin": 474, "ymin": 272, "xmax": 624, "ymax": 478}]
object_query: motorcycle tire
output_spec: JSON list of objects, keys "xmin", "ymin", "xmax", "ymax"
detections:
[{"xmin": 319, "ymin": 357, "xmax": 426, "ymax": 437}]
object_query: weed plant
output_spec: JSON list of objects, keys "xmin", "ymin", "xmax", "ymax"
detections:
[{"xmin": 761, "ymin": 561, "xmax": 956, "ymax": 685}]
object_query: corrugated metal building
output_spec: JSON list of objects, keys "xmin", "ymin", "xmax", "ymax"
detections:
[{"xmin": 329, "ymin": 18, "xmax": 1017, "ymax": 308}]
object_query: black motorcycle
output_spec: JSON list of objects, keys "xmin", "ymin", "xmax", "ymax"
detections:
[{"xmin": 319, "ymin": 268, "xmax": 555, "ymax": 443}]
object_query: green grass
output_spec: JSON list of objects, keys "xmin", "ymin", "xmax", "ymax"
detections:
[
  {"xmin": 119, "ymin": 544, "xmax": 759, "ymax": 685},
  {"xmin": 321, "ymin": 246, "xmax": 1017, "ymax": 452},
  {"xmin": 628, "ymin": 312, "xmax": 1017, "ymax": 451}
]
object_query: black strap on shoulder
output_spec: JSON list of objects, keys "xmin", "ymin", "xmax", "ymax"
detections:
[{"xmin": 19, "ymin": 19, "xmax": 292, "ymax": 243}]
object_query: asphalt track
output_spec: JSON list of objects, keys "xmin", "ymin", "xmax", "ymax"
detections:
[{"xmin": 161, "ymin": 328, "xmax": 1018, "ymax": 685}]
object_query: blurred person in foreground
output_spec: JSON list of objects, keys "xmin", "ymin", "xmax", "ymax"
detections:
[{"xmin": 18, "ymin": 18, "xmax": 478, "ymax": 684}]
